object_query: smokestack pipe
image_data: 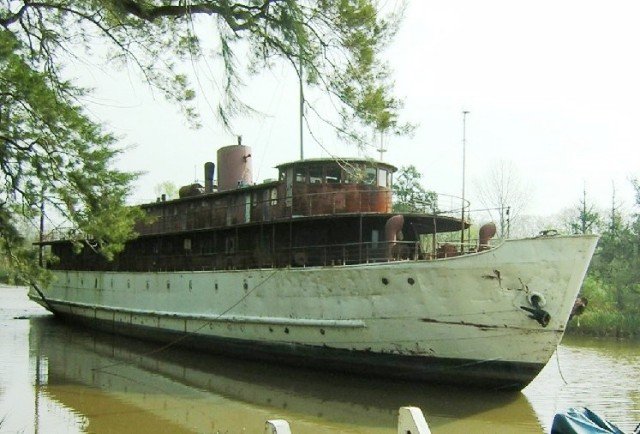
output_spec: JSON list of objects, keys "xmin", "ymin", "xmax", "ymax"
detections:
[{"xmin": 204, "ymin": 162, "xmax": 215, "ymax": 193}]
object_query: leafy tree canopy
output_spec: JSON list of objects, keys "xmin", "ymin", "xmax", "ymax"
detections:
[
  {"xmin": 0, "ymin": 0, "xmax": 408, "ymax": 282},
  {"xmin": 392, "ymin": 165, "xmax": 437, "ymax": 213}
]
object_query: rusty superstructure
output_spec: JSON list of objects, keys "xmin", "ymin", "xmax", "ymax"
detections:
[{"xmin": 45, "ymin": 145, "xmax": 467, "ymax": 273}]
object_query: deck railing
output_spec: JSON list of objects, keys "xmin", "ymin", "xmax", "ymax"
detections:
[{"xmin": 48, "ymin": 238, "xmax": 497, "ymax": 272}]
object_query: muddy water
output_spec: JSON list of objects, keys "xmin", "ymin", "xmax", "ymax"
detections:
[{"xmin": 1, "ymin": 285, "xmax": 638, "ymax": 433}]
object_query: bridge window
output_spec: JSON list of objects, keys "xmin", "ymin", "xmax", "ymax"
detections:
[
  {"xmin": 365, "ymin": 167, "xmax": 377, "ymax": 185},
  {"xmin": 326, "ymin": 166, "xmax": 341, "ymax": 183},
  {"xmin": 309, "ymin": 166, "xmax": 323, "ymax": 184},
  {"xmin": 378, "ymin": 169, "xmax": 388, "ymax": 187}
]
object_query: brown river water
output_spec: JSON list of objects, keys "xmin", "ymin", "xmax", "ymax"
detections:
[{"xmin": 1, "ymin": 285, "xmax": 639, "ymax": 433}]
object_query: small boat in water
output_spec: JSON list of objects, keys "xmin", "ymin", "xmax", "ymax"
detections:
[
  {"xmin": 551, "ymin": 407, "xmax": 636, "ymax": 434},
  {"xmin": 30, "ymin": 141, "xmax": 598, "ymax": 390}
]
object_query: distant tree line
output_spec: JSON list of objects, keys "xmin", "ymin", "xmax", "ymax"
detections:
[{"xmin": 565, "ymin": 180, "xmax": 640, "ymax": 339}]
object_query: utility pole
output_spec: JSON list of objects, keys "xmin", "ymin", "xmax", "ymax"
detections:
[{"xmin": 460, "ymin": 111, "xmax": 469, "ymax": 251}]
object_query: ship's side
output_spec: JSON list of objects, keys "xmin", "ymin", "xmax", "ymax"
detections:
[{"xmin": 30, "ymin": 233, "xmax": 598, "ymax": 390}]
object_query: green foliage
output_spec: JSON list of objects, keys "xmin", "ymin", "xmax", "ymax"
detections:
[
  {"xmin": 567, "ymin": 188, "xmax": 601, "ymax": 234},
  {"xmin": 1, "ymin": 1, "xmax": 408, "ymax": 139},
  {"xmin": 567, "ymin": 180, "xmax": 640, "ymax": 339},
  {"xmin": 392, "ymin": 165, "xmax": 438, "ymax": 213},
  {"xmin": 0, "ymin": 28, "xmax": 142, "ymax": 283}
]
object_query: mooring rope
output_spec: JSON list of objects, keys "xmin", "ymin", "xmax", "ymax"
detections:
[{"xmin": 555, "ymin": 346, "xmax": 569, "ymax": 385}]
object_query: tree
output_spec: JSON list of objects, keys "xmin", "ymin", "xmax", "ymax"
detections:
[
  {"xmin": 392, "ymin": 165, "xmax": 437, "ymax": 213},
  {"xmin": 154, "ymin": 182, "xmax": 178, "ymax": 201},
  {"xmin": 475, "ymin": 160, "xmax": 530, "ymax": 238},
  {"xmin": 566, "ymin": 186, "xmax": 601, "ymax": 235},
  {"xmin": 590, "ymin": 181, "xmax": 639, "ymax": 313},
  {"xmin": 1, "ymin": 1, "xmax": 407, "ymax": 282}
]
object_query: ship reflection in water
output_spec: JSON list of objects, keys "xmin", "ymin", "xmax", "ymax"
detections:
[{"xmin": 23, "ymin": 316, "xmax": 543, "ymax": 433}]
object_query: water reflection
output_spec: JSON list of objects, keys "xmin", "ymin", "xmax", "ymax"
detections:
[
  {"xmin": 25, "ymin": 316, "xmax": 541, "ymax": 433},
  {"xmin": 524, "ymin": 336, "xmax": 640, "ymax": 433}
]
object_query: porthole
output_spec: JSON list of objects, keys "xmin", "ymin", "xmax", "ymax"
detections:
[
  {"xmin": 381, "ymin": 277, "xmax": 389, "ymax": 285},
  {"xmin": 408, "ymin": 277, "xmax": 415, "ymax": 285}
]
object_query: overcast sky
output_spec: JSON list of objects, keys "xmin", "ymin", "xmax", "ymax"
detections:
[{"xmin": 78, "ymin": 0, "xmax": 639, "ymax": 220}]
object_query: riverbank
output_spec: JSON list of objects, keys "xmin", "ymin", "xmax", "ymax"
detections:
[
  {"xmin": 565, "ymin": 276, "xmax": 640, "ymax": 340},
  {"xmin": 565, "ymin": 312, "xmax": 640, "ymax": 339}
]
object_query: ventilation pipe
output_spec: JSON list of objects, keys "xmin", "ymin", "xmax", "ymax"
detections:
[
  {"xmin": 385, "ymin": 214, "xmax": 404, "ymax": 259},
  {"xmin": 478, "ymin": 222, "xmax": 497, "ymax": 251},
  {"xmin": 204, "ymin": 162, "xmax": 215, "ymax": 193}
]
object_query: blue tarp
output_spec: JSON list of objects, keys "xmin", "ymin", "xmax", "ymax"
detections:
[{"xmin": 551, "ymin": 408, "xmax": 625, "ymax": 434}]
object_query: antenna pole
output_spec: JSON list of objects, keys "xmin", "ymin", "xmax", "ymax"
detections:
[
  {"xmin": 378, "ymin": 132, "xmax": 386, "ymax": 161},
  {"xmin": 461, "ymin": 111, "xmax": 469, "ymax": 251},
  {"xmin": 299, "ymin": 53, "xmax": 304, "ymax": 160}
]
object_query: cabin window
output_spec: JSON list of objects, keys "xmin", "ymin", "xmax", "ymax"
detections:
[
  {"xmin": 326, "ymin": 166, "xmax": 341, "ymax": 184},
  {"xmin": 309, "ymin": 166, "xmax": 323, "ymax": 184},
  {"xmin": 270, "ymin": 188, "xmax": 278, "ymax": 205},
  {"xmin": 295, "ymin": 168, "xmax": 305, "ymax": 183},
  {"xmin": 184, "ymin": 238, "xmax": 192, "ymax": 251},
  {"xmin": 377, "ymin": 169, "xmax": 388, "ymax": 187},
  {"xmin": 365, "ymin": 167, "xmax": 377, "ymax": 185}
]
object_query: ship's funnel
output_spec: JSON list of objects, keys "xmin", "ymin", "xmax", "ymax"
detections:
[
  {"xmin": 204, "ymin": 162, "xmax": 215, "ymax": 193},
  {"xmin": 217, "ymin": 142, "xmax": 252, "ymax": 192}
]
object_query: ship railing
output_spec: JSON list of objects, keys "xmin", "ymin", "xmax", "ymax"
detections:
[{"xmin": 66, "ymin": 239, "xmax": 496, "ymax": 273}]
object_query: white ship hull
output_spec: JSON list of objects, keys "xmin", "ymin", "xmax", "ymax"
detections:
[{"xmin": 29, "ymin": 234, "xmax": 598, "ymax": 389}]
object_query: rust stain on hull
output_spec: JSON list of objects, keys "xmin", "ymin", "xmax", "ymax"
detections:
[{"xmin": 420, "ymin": 317, "xmax": 561, "ymax": 332}]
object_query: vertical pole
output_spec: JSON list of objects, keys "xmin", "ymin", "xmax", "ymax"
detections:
[
  {"xmin": 39, "ymin": 192, "xmax": 45, "ymax": 267},
  {"xmin": 461, "ymin": 111, "xmax": 469, "ymax": 252},
  {"xmin": 299, "ymin": 53, "xmax": 304, "ymax": 160}
]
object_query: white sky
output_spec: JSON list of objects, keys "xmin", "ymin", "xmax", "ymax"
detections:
[{"xmin": 78, "ymin": 0, "xmax": 639, "ymax": 218}]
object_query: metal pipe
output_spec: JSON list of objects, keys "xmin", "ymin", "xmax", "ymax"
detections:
[{"xmin": 461, "ymin": 111, "xmax": 469, "ymax": 252}]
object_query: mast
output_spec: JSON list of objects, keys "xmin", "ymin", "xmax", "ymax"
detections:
[
  {"xmin": 299, "ymin": 52, "xmax": 304, "ymax": 160},
  {"xmin": 39, "ymin": 191, "xmax": 44, "ymax": 267},
  {"xmin": 377, "ymin": 132, "xmax": 386, "ymax": 161},
  {"xmin": 460, "ymin": 111, "xmax": 469, "ymax": 251}
]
